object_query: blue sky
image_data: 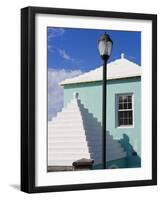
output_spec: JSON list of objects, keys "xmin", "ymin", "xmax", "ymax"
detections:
[
  {"xmin": 47, "ymin": 27, "xmax": 141, "ymax": 120},
  {"xmin": 48, "ymin": 27, "xmax": 141, "ymax": 72}
]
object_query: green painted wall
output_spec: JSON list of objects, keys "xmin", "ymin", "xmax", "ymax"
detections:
[
  {"xmin": 93, "ymin": 156, "xmax": 141, "ymax": 169},
  {"xmin": 63, "ymin": 77, "xmax": 141, "ymax": 158},
  {"xmin": 93, "ymin": 157, "xmax": 128, "ymax": 169}
]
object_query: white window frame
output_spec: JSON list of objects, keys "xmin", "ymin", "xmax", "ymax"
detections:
[{"xmin": 115, "ymin": 93, "xmax": 134, "ymax": 128}]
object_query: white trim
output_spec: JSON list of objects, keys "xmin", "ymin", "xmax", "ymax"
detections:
[{"xmin": 117, "ymin": 125, "xmax": 134, "ymax": 129}]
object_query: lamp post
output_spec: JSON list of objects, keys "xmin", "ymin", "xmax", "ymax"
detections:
[{"xmin": 98, "ymin": 33, "xmax": 113, "ymax": 169}]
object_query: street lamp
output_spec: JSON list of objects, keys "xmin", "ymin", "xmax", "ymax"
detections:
[{"xmin": 98, "ymin": 32, "xmax": 113, "ymax": 169}]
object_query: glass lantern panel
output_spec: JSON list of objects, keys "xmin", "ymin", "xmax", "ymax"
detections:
[
  {"xmin": 107, "ymin": 41, "xmax": 112, "ymax": 56},
  {"xmin": 98, "ymin": 40, "xmax": 107, "ymax": 56}
]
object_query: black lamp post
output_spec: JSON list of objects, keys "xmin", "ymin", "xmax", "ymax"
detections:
[{"xmin": 98, "ymin": 33, "xmax": 113, "ymax": 169}]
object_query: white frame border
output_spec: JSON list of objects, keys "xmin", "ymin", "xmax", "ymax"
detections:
[{"xmin": 35, "ymin": 13, "xmax": 152, "ymax": 187}]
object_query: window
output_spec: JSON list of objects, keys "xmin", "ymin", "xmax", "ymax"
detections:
[{"xmin": 117, "ymin": 94, "xmax": 133, "ymax": 127}]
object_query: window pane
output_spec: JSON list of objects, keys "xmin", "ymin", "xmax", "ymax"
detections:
[
  {"xmin": 128, "ymin": 103, "xmax": 132, "ymax": 109},
  {"xmin": 118, "ymin": 111, "xmax": 133, "ymax": 125},
  {"xmin": 118, "ymin": 111, "xmax": 123, "ymax": 125},
  {"xmin": 124, "ymin": 118, "xmax": 128, "ymax": 125},
  {"xmin": 127, "ymin": 111, "xmax": 129, "ymax": 118},
  {"xmin": 119, "ymin": 103, "xmax": 123, "ymax": 109},
  {"xmin": 118, "ymin": 118, "xmax": 123, "ymax": 126},
  {"xmin": 124, "ymin": 103, "xmax": 127, "ymax": 109},
  {"xmin": 119, "ymin": 96, "xmax": 123, "ymax": 103},
  {"xmin": 122, "ymin": 96, "xmax": 128, "ymax": 103},
  {"xmin": 130, "ymin": 112, "xmax": 133, "ymax": 123},
  {"xmin": 128, "ymin": 111, "xmax": 132, "ymax": 118},
  {"xmin": 129, "ymin": 118, "xmax": 132, "ymax": 124},
  {"xmin": 124, "ymin": 111, "xmax": 127, "ymax": 118},
  {"xmin": 122, "ymin": 103, "xmax": 124, "ymax": 109},
  {"xmin": 118, "ymin": 111, "xmax": 123, "ymax": 118},
  {"xmin": 128, "ymin": 96, "xmax": 132, "ymax": 102}
]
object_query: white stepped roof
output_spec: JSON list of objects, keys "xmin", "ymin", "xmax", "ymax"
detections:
[
  {"xmin": 48, "ymin": 92, "xmax": 126, "ymax": 167},
  {"xmin": 60, "ymin": 53, "xmax": 141, "ymax": 85}
]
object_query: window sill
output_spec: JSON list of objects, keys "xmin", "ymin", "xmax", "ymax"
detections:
[{"xmin": 117, "ymin": 125, "xmax": 134, "ymax": 129}]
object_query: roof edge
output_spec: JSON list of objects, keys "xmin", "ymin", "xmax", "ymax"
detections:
[{"xmin": 60, "ymin": 75, "xmax": 141, "ymax": 86}]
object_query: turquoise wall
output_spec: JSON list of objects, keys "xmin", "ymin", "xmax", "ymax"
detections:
[
  {"xmin": 93, "ymin": 156, "xmax": 141, "ymax": 169},
  {"xmin": 63, "ymin": 77, "xmax": 141, "ymax": 159},
  {"xmin": 93, "ymin": 157, "xmax": 128, "ymax": 169}
]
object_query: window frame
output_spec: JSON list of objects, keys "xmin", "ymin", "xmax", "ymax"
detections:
[{"xmin": 115, "ymin": 93, "xmax": 134, "ymax": 128}]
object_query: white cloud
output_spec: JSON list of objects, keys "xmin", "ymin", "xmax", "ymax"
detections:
[
  {"xmin": 48, "ymin": 28, "xmax": 65, "ymax": 41},
  {"xmin": 48, "ymin": 69, "xmax": 82, "ymax": 120},
  {"xmin": 47, "ymin": 28, "xmax": 80, "ymax": 66},
  {"xmin": 48, "ymin": 28, "xmax": 65, "ymax": 53},
  {"xmin": 58, "ymin": 48, "xmax": 75, "ymax": 62}
]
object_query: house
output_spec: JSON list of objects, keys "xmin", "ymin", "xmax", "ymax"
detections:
[{"xmin": 59, "ymin": 53, "xmax": 141, "ymax": 168}]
